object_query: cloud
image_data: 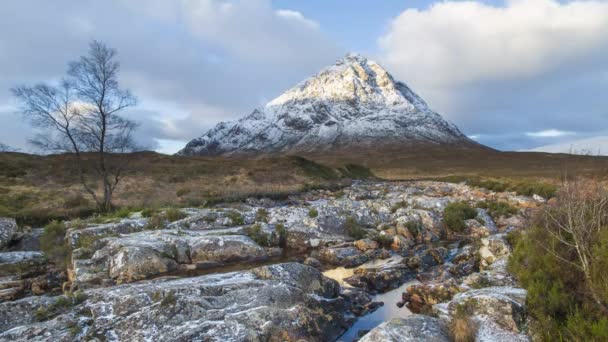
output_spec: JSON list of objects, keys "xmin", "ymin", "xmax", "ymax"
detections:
[
  {"xmin": 0, "ymin": 0, "xmax": 342, "ymax": 153},
  {"xmin": 380, "ymin": 0, "xmax": 608, "ymax": 86},
  {"xmin": 378, "ymin": 0, "xmax": 608, "ymax": 150},
  {"xmin": 526, "ymin": 129, "xmax": 576, "ymax": 138}
]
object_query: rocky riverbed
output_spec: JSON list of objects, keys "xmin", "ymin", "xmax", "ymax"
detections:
[{"xmin": 0, "ymin": 181, "xmax": 540, "ymax": 341}]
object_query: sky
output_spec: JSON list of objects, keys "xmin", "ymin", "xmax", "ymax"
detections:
[{"xmin": 1, "ymin": 0, "xmax": 607, "ymax": 154}]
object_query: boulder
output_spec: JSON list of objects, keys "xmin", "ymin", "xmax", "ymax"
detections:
[
  {"xmin": 359, "ymin": 315, "xmax": 449, "ymax": 342},
  {"xmin": 344, "ymin": 257, "xmax": 413, "ymax": 293},
  {"xmin": 0, "ymin": 218, "xmax": 18, "ymax": 250},
  {"xmin": 479, "ymin": 235, "xmax": 511, "ymax": 269},
  {"xmin": 0, "ymin": 263, "xmax": 358, "ymax": 342},
  {"xmin": 312, "ymin": 246, "xmax": 369, "ymax": 268},
  {"xmin": 354, "ymin": 238, "xmax": 379, "ymax": 251},
  {"xmin": 445, "ymin": 286, "xmax": 528, "ymax": 333},
  {"xmin": 401, "ymin": 280, "xmax": 461, "ymax": 314},
  {"xmin": 72, "ymin": 231, "xmax": 281, "ymax": 287}
]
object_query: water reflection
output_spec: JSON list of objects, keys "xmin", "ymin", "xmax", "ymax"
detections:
[{"xmin": 322, "ymin": 255, "xmax": 419, "ymax": 341}]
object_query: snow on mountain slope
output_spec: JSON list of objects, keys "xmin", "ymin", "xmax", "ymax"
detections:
[
  {"xmin": 178, "ymin": 53, "xmax": 478, "ymax": 156},
  {"xmin": 527, "ymin": 136, "xmax": 608, "ymax": 156}
]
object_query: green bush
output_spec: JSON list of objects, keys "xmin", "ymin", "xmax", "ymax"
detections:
[
  {"xmin": 275, "ymin": 223, "xmax": 287, "ymax": 248},
  {"xmin": 405, "ymin": 221, "xmax": 421, "ymax": 238},
  {"xmin": 476, "ymin": 200, "xmax": 517, "ymax": 219},
  {"xmin": 40, "ymin": 221, "xmax": 69, "ymax": 268},
  {"xmin": 226, "ymin": 211, "xmax": 244, "ymax": 225},
  {"xmin": 343, "ymin": 216, "xmax": 366, "ymax": 239},
  {"xmin": 165, "ymin": 208, "xmax": 186, "ymax": 222},
  {"xmin": 141, "ymin": 208, "xmax": 158, "ymax": 218},
  {"xmin": 246, "ymin": 223, "xmax": 269, "ymax": 247},
  {"xmin": 308, "ymin": 208, "xmax": 318, "ymax": 218},
  {"xmin": 372, "ymin": 233, "xmax": 394, "ymax": 249},
  {"xmin": 175, "ymin": 188, "xmax": 191, "ymax": 197},
  {"xmin": 443, "ymin": 202, "xmax": 477, "ymax": 233},
  {"xmin": 255, "ymin": 208, "xmax": 269, "ymax": 223},
  {"xmin": 145, "ymin": 213, "xmax": 166, "ymax": 230},
  {"xmin": 508, "ymin": 184, "xmax": 608, "ymax": 340}
]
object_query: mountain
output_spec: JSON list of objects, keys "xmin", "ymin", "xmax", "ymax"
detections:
[
  {"xmin": 178, "ymin": 53, "xmax": 482, "ymax": 157},
  {"xmin": 527, "ymin": 136, "xmax": 608, "ymax": 156}
]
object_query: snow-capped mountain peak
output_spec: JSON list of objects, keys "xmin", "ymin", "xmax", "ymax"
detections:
[{"xmin": 178, "ymin": 53, "xmax": 478, "ymax": 156}]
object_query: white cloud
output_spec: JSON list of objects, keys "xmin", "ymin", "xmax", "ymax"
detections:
[
  {"xmin": 379, "ymin": 0, "xmax": 608, "ymax": 87},
  {"xmin": 526, "ymin": 129, "xmax": 576, "ymax": 137}
]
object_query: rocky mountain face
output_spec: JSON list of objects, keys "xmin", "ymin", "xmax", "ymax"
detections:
[
  {"xmin": 0, "ymin": 181, "xmax": 539, "ymax": 341},
  {"xmin": 178, "ymin": 54, "xmax": 479, "ymax": 156}
]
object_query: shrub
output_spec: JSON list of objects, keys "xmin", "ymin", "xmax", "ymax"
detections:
[
  {"xmin": 160, "ymin": 291, "xmax": 177, "ymax": 307},
  {"xmin": 226, "ymin": 211, "xmax": 244, "ymax": 225},
  {"xmin": 165, "ymin": 208, "xmax": 186, "ymax": 222},
  {"xmin": 146, "ymin": 213, "xmax": 166, "ymax": 230},
  {"xmin": 175, "ymin": 188, "xmax": 191, "ymax": 197},
  {"xmin": 449, "ymin": 303, "xmax": 478, "ymax": 342},
  {"xmin": 405, "ymin": 221, "xmax": 421, "ymax": 238},
  {"xmin": 255, "ymin": 208, "xmax": 269, "ymax": 223},
  {"xmin": 508, "ymin": 180, "xmax": 608, "ymax": 340},
  {"xmin": 141, "ymin": 208, "xmax": 158, "ymax": 218},
  {"xmin": 343, "ymin": 216, "xmax": 366, "ymax": 239},
  {"xmin": 443, "ymin": 202, "xmax": 477, "ymax": 233},
  {"xmin": 372, "ymin": 233, "xmax": 394, "ymax": 249},
  {"xmin": 476, "ymin": 200, "xmax": 517, "ymax": 219},
  {"xmin": 62, "ymin": 193, "xmax": 90, "ymax": 209},
  {"xmin": 308, "ymin": 208, "xmax": 318, "ymax": 218},
  {"xmin": 40, "ymin": 221, "xmax": 69, "ymax": 268},
  {"xmin": 275, "ymin": 223, "xmax": 287, "ymax": 248},
  {"xmin": 246, "ymin": 223, "xmax": 269, "ymax": 247}
]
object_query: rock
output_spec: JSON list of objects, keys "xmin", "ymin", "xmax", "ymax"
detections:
[
  {"xmin": 312, "ymin": 246, "xmax": 369, "ymax": 267},
  {"xmin": 66, "ymin": 219, "xmax": 148, "ymax": 249},
  {"xmin": 303, "ymin": 257, "xmax": 322, "ymax": 269},
  {"xmin": 445, "ymin": 286, "xmax": 528, "ymax": 333},
  {"xmin": 496, "ymin": 215, "xmax": 526, "ymax": 232},
  {"xmin": 418, "ymin": 247, "xmax": 449, "ymax": 269},
  {"xmin": 401, "ymin": 280, "xmax": 461, "ymax": 314},
  {"xmin": 344, "ymin": 256, "xmax": 413, "ymax": 293},
  {"xmin": 0, "ymin": 218, "xmax": 18, "ymax": 250},
  {"xmin": 0, "ymin": 263, "xmax": 356, "ymax": 342},
  {"xmin": 448, "ymin": 245, "xmax": 479, "ymax": 277},
  {"xmin": 354, "ymin": 238, "xmax": 379, "ymax": 251},
  {"xmin": 476, "ymin": 208, "xmax": 498, "ymax": 233},
  {"xmin": 0, "ymin": 252, "xmax": 65, "ymax": 301},
  {"xmin": 359, "ymin": 315, "xmax": 449, "ymax": 342},
  {"xmin": 5, "ymin": 228, "xmax": 42, "ymax": 252},
  {"xmin": 72, "ymin": 231, "xmax": 281, "ymax": 287},
  {"xmin": 479, "ymin": 235, "xmax": 511, "ymax": 269},
  {"xmin": 462, "ymin": 258, "xmax": 516, "ymax": 288},
  {"xmin": 465, "ymin": 219, "xmax": 491, "ymax": 238}
]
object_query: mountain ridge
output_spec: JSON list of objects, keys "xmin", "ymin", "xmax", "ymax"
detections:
[{"xmin": 178, "ymin": 53, "xmax": 483, "ymax": 156}]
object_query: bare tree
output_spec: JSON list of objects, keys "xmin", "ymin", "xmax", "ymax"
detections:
[
  {"xmin": 540, "ymin": 179, "xmax": 608, "ymax": 314},
  {"xmin": 12, "ymin": 40, "xmax": 138, "ymax": 212}
]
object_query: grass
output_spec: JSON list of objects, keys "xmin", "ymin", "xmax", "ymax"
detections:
[
  {"xmin": 476, "ymin": 200, "xmax": 517, "ymax": 219},
  {"xmin": 343, "ymin": 216, "xmax": 367, "ymax": 239},
  {"xmin": 40, "ymin": 221, "xmax": 69, "ymax": 268},
  {"xmin": 255, "ymin": 208, "xmax": 269, "ymax": 223},
  {"xmin": 449, "ymin": 302, "xmax": 478, "ymax": 342},
  {"xmin": 308, "ymin": 208, "xmax": 318, "ymax": 218},
  {"xmin": 246, "ymin": 223, "xmax": 269, "ymax": 247},
  {"xmin": 226, "ymin": 211, "xmax": 244, "ymax": 225},
  {"xmin": 443, "ymin": 202, "xmax": 477, "ymax": 233},
  {"xmin": 1, "ymin": 147, "xmax": 607, "ymax": 226}
]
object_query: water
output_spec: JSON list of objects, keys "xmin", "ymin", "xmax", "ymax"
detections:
[
  {"xmin": 322, "ymin": 255, "xmax": 419, "ymax": 341},
  {"xmin": 336, "ymin": 279, "xmax": 419, "ymax": 341}
]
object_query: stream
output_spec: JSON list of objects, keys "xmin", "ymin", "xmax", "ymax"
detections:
[{"xmin": 323, "ymin": 255, "xmax": 420, "ymax": 341}]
